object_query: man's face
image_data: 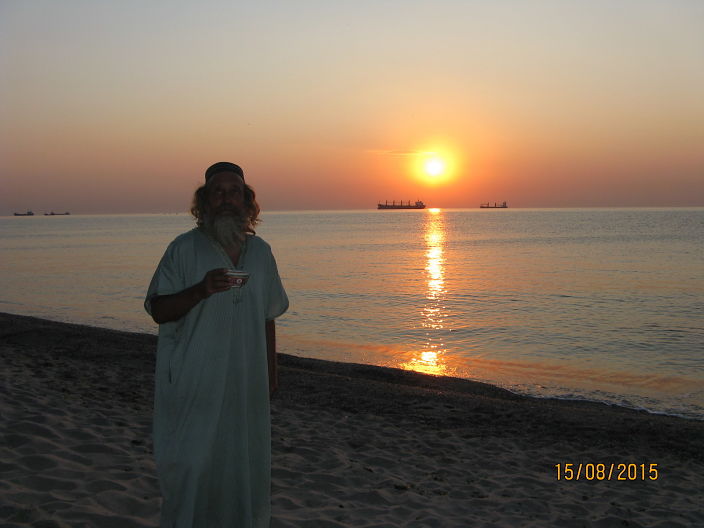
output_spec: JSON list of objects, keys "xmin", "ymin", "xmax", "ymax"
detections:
[{"xmin": 207, "ymin": 172, "xmax": 245, "ymax": 216}]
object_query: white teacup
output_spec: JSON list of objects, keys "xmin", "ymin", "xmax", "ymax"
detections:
[{"xmin": 226, "ymin": 270, "xmax": 250, "ymax": 288}]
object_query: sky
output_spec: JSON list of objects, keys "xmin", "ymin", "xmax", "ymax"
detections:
[{"xmin": 1, "ymin": 0, "xmax": 703, "ymax": 213}]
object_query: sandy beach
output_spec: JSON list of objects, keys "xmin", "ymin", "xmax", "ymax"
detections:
[{"xmin": 1, "ymin": 312, "xmax": 703, "ymax": 527}]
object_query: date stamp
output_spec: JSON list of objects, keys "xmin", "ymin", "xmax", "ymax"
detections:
[{"xmin": 554, "ymin": 463, "xmax": 659, "ymax": 481}]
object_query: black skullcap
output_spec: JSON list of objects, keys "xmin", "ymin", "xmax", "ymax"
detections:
[{"xmin": 205, "ymin": 162, "xmax": 245, "ymax": 182}]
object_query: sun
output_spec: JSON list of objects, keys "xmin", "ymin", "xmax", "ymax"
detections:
[
  {"xmin": 407, "ymin": 143, "xmax": 460, "ymax": 186},
  {"xmin": 413, "ymin": 149, "xmax": 455, "ymax": 185},
  {"xmin": 424, "ymin": 158, "xmax": 445, "ymax": 177}
]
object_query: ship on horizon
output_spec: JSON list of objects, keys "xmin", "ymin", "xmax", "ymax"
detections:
[
  {"xmin": 480, "ymin": 201, "xmax": 508, "ymax": 209},
  {"xmin": 377, "ymin": 200, "xmax": 426, "ymax": 210}
]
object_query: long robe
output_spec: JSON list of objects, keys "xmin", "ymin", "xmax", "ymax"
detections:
[{"xmin": 145, "ymin": 229, "xmax": 288, "ymax": 528}]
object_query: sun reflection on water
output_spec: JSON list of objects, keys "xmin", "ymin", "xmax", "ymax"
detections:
[{"xmin": 399, "ymin": 208, "xmax": 455, "ymax": 377}]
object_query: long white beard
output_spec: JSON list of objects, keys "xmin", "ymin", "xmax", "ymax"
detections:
[{"xmin": 205, "ymin": 212, "xmax": 247, "ymax": 250}]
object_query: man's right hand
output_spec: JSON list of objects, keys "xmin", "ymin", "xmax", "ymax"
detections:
[
  {"xmin": 151, "ymin": 268, "xmax": 235, "ymax": 324},
  {"xmin": 198, "ymin": 268, "xmax": 236, "ymax": 299}
]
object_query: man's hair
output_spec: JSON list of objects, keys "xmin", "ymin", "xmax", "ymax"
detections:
[{"xmin": 190, "ymin": 183, "xmax": 261, "ymax": 232}]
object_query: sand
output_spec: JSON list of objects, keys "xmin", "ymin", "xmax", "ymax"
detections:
[{"xmin": 1, "ymin": 312, "xmax": 703, "ymax": 527}]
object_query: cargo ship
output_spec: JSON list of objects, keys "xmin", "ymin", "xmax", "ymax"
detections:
[
  {"xmin": 480, "ymin": 201, "xmax": 508, "ymax": 209},
  {"xmin": 377, "ymin": 200, "xmax": 426, "ymax": 210}
]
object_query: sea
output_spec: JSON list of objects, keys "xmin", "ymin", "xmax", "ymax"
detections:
[{"xmin": 1, "ymin": 208, "xmax": 703, "ymax": 419}]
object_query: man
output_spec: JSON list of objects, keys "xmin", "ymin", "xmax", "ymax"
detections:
[{"xmin": 145, "ymin": 162, "xmax": 288, "ymax": 527}]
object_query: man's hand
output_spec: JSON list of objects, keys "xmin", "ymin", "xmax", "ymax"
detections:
[
  {"xmin": 151, "ymin": 268, "xmax": 235, "ymax": 324},
  {"xmin": 198, "ymin": 268, "xmax": 236, "ymax": 299},
  {"xmin": 266, "ymin": 320, "xmax": 278, "ymax": 399}
]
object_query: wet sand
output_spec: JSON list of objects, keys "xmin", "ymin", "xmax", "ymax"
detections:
[{"xmin": 1, "ymin": 312, "xmax": 703, "ymax": 527}]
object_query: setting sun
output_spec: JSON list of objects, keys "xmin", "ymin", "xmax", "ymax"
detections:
[
  {"xmin": 411, "ymin": 148, "xmax": 458, "ymax": 186},
  {"xmin": 424, "ymin": 158, "xmax": 445, "ymax": 177}
]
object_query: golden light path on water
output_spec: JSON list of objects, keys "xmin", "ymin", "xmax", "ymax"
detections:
[{"xmin": 399, "ymin": 208, "xmax": 455, "ymax": 376}]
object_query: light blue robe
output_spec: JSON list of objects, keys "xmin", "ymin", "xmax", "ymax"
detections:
[{"xmin": 145, "ymin": 228, "xmax": 288, "ymax": 528}]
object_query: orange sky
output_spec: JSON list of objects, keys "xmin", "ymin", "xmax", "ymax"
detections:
[{"xmin": 1, "ymin": 1, "xmax": 703, "ymax": 213}]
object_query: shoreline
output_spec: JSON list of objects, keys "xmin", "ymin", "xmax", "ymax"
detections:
[
  {"xmin": 4, "ymin": 310, "xmax": 701, "ymax": 423},
  {"xmin": 2, "ymin": 311, "xmax": 704, "ymax": 527}
]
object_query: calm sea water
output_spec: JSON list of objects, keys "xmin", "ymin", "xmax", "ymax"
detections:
[{"xmin": 2, "ymin": 209, "xmax": 703, "ymax": 419}]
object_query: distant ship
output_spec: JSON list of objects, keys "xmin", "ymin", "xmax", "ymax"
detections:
[
  {"xmin": 13, "ymin": 211, "xmax": 34, "ymax": 216},
  {"xmin": 44, "ymin": 211, "xmax": 71, "ymax": 216},
  {"xmin": 480, "ymin": 201, "xmax": 508, "ymax": 209},
  {"xmin": 378, "ymin": 200, "xmax": 426, "ymax": 210}
]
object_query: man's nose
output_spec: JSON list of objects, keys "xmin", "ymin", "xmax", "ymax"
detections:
[{"xmin": 221, "ymin": 190, "xmax": 240, "ymax": 203}]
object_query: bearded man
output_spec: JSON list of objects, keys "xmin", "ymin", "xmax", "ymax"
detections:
[{"xmin": 145, "ymin": 162, "xmax": 288, "ymax": 528}]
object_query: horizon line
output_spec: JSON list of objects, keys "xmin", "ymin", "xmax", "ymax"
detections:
[{"xmin": 3, "ymin": 204, "xmax": 704, "ymax": 217}]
